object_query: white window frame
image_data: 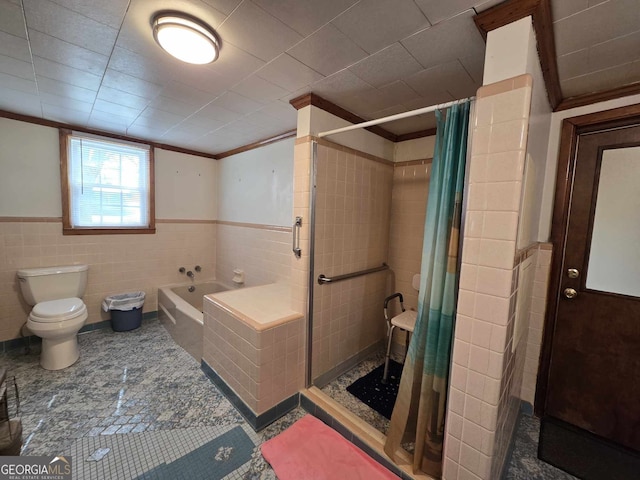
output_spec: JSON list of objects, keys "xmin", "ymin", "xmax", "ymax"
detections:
[{"xmin": 60, "ymin": 129, "xmax": 155, "ymax": 235}]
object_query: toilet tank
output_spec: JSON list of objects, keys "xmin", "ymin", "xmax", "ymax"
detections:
[{"xmin": 17, "ymin": 264, "xmax": 89, "ymax": 305}]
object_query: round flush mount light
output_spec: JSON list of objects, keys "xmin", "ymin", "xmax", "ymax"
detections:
[{"xmin": 152, "ymin": 13, "xmax": 220, "ymax": 64}]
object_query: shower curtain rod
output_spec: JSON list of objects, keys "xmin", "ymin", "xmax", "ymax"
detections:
[{"xmin": 317, "ymin": 96, "xmax": 475, "ymax": 138}]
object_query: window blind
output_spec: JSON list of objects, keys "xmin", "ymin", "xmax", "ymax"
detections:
[{"xmin": 68, "ymin": 134, "xmax": 150, "ymax": 228}]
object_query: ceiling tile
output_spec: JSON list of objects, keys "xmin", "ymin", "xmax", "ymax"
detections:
[
  {"xmin": 39, "ymin": 92, "xmax": 93, "ymax": 112},
  {"xmin": 93, "ymin": 98, "xmax": 144, "ymax": 120},
  {"xmin": 557, "ymin": 49, "xmax": 590, "ymax": 80},
  {"xmin": 551, "ymin": 0, "xmax": 588, "ymax": 22},
  {"xmin": 0, "ymin": 54, "xmax": 34, "ymax": 80},
  {"xmin": 42, "ymin": 103, "xmax": 90, "ymax": 125},
  {"xmin": 23, "ymin": 0, "xmax": 118, "ymax": 56},
  {"xmin": 412, "ymin": 0, "xmax": 504, "ymax": 24},
  {"xmin": 348, "ymin": 42, "xmax": 423, "ymax": 88},
  {"xmin": 0, "ymin": 0, "xmax": 27, "ymax": 38},
  {"xmin": 311, "ymin": 69, "xmax": 373, "ymax": 98},
  {"xmin": 200, "ymin": 0, "xmax": 243, "ymax": 15},
  {"xmin": 586, "ymin": 30, "xmax": 640, "ymax": 75},
  {"xmin": 163, "ymin": 121, "xmax": 215, "ymax": 140},
  {"xmin": 217, "ymin": 1, "xmax": 303, "ymax": 62},
  {"xmin": 288, "ymin": 23, "xmax": 367, "ymax": 76},
  {"xmin": 29, "ymin": 30, "xmax": 109, "ymax": 75},
  {"xmin": 209, "ymin": 91, "xmax": 263, "ymax": 115},
  {"xmin": 45, "ymin": 0, "xmax": 129, "ymax": 28},
  {"xmin": 256, "ymin": 100, "xmax": 297, "ymax": 121},
  {"xmin": 405, "ymin": 61, "xmax": 477, "ymax": 99},
  {"xmin": 377, "ymin": 80, "xmax": 420, "ymax": 105},
  {"xmin": 96, "ymin": 86, "xmax": 150, "ymax": 110},
  {"xmin": 101, "ymin": 69, "xmax": 163, "ymax": 100},
  {"xmin": 560, "ymin": 62, "xmax": 635, "ymax": 97},
  {"xmin": 158, "ymin": 81, "xmax": 218, "ymax": 107},
  {"xmin": 127, "ymin": 114, "xmax": 176, "ymax": 136},
  {"xmin": 401, "ymin": 10, "xmax": 484, "ymax": 69},
  {"xmin": 145, "ymin": 96, "xmax": 202, "ymax": 117},
  {"xmin": 88, "ymin": 111, "xmax": 130, "ymax": 133},
  {"xmin": 231, "ymin": 75, "xmax": 291, "ymax": 103},
  {"xmin": 107, "ymin": 46, "xmax": 174, "ymax": 84},
  {"xmin": 256, "ymin": 54, "xmax": 324, "ymax": 92},
  {"xmin": 0, "ymin": 31, "xmax": 31, "ymax": 62},
  {"xmin": 0, "ymin": 88, "xmax": 42, "ymax": 116},
  {"xmin": 186, "ymin": 103, "xmax": 242, "ymax": 128},
  {"xmin": 459, "ymin": 52, "xmax": 485, "ymax": 84},
  {"xmin": 33, "ymin": 56, "xmax": 102, "ymax": 90},
  {"xmin": 554, "ymin": 0, "xmax": 640, "ymax": 56},
  {"xmin": 331, "ymin": 0, "xmax": 430, "ymax": 54},
  {"xmin": 38, "ymin": 77, "xmax": 97, "ymax": 103},
  {"xmin": 252, "ymin": 0, "xmax": 358, "ymax": 36},
  {"xmin": 205, "ymin": 42, "xmax": 266, "ymax": 84},
  {"xmin": 402, "ymin": 91, "xmax": 455, "ymax": 110}
]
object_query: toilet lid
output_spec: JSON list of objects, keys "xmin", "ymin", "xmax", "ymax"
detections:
[{"xmin": 30, "ymin": 298, "xmax": 87, "ymax": 323}]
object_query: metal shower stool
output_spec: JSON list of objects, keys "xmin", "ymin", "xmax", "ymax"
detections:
[{"xmin": 382, "ymin": 274, "xmax": 420, "ymax": 383}]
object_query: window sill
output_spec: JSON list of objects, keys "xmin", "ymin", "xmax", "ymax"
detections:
[{"xmin": 62, "ymin": 227, "xmax": 156, "ymax": 235}]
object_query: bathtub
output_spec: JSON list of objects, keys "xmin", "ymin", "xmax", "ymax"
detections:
[{"xmin": 158, "ymin": 281, "xmax": 231, "ymax": 361}]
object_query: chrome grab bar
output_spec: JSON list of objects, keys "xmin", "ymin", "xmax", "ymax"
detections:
[
  {"xmin": 318, "ymin": 263, "xmax": 388, "ymax": 285},
  {"xmin": 292, "ymin": 216, "xmax": 302, "ymax": 258}
]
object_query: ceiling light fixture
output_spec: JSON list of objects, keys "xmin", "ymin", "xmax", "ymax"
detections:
[{"xmin": 152, "ymin": 13, "xmax": 220, "ymax": 65}]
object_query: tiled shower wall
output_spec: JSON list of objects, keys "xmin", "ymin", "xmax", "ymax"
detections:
[
  {"xmin": 386, "ymin": 160, "xmax": 430, "ymax": 323},
  {"xmin": 443, "ymin": 75, "xmax": 534, "ymax": 480},
  {"xmin": 215, "ymin": 223, "xmax": 291, "ymax": 288},
  {"xmin": 0, "ymin": 220, "xmax": 216, "ymax": 342},
  {"xmin": 311, "ymin": 140, "xmax": 393, "ymax": 382}
]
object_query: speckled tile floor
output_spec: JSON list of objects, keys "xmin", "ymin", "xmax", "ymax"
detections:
[{"xmin": 0, "ymin": 318, "xmax": 304, "ymax": 479}]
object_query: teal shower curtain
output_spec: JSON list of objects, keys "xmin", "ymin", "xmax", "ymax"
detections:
[{"xmin": 384, "ymin": 101, "xmax": 470, "ymax": 478}]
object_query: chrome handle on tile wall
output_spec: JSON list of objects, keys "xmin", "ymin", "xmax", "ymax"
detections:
[
  {"xmin": 292, "ymin": 216, "xmax": 302, "ymax": 258},
  {"xmin": 318, "ymin": 263, "xmax": 389, "ymax": 285}
]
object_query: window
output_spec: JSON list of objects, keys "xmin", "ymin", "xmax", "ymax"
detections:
[{"xmin": 60, "ymin": 130, "xmax": 155, "ymax": 234}]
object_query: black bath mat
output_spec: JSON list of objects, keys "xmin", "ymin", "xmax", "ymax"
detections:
[{"xmin": 346, "ymin": 360, "xmax": 403, "ymax": 420}]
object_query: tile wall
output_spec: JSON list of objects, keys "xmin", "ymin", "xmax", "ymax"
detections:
[
  {"xmin": 386, "ymin": 160, "xmax": 430, "ymax": 347},
  {"xmin": 312, "ymin": 140, "xmax": 393, "ymax": 381},
  {"xmin": 520, "ymin": 243, "xmax": 552, "ymax": 405},
  {"xmin": 202, "ymin": 299, "xmax": 304, "ymax": 415},
  {"xmin": 215, "ymin": 223, "xmax": 291, "ymax": 288},
  {"xmin": 0, "ymin": 220, "xmax": 216, "ymax": 342},
  {"xmin": 443, "ymin": 75, "xmax": 534, "ymax": 480}
]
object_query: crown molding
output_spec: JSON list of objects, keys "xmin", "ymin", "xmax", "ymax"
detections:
[
  {"xmin": 214, "ymin": 130, "xmax": 297, "ymax": 159},
  {"xmin": 555, "ymin": 82, "xmax": 640, "ymax": 112}
]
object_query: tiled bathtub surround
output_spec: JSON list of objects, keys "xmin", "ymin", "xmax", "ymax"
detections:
[
  {"xmin": 215, "ymin": 222, "xmax": 292, "ymax": 288},
  {"xmin": 312, "ymin": 140, "xmax": 393, "ymax": 381},
  {"xmin": 0, "ymin": 219, "xmax": 216, "ymax": 342},
  {"xmin": 203, "ymin": 284, "xmax": 304, "ymax": 416},
  {"xmin": 444, "ymin": 75, "xmax": 534, "ymax": 480}
]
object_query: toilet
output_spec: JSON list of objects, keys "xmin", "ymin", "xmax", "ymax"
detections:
[{"xmin": 17, "ymin": 265, "xmax": 89, "ymax": 370}]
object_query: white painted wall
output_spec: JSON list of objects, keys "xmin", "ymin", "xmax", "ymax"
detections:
[
  {"xmin": 0, "ymin": 118, "xmax": 61, "ymax": 217},
  {"xmin": 155, "ymin": 149, "xmax": 217, "ymax": 220},
  {"xmin": 484, "ymin": 17, "xmax": 533, "ymax": 85},
  {"xmin": 216, "ymin": 137, "xmax": 294, "ymax": 227},
  {"xmin": 394, "ymin": 136, "xmax": 436, "ymax": 162},
  {"xmin": 519, "ymin": 22, "xmax": 552, "ymax": 248},
  {"xmin": 0, "ymin": 116, "xmax": 218, "ymax": 221},
  {"xmin": 539, "ymin": 92, "xmax": 640, "ymax": 240},
  {"xmin": 298, "ymin": 105, "xmax": 395, "ymax": 161}
]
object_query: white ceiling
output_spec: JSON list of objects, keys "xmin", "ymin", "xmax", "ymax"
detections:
[{"xmin": 0, "ymin": 0, "xmax": 638, "ymax": 155}]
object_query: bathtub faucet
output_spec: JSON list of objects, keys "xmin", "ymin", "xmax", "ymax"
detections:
[{"xmin": 186, "ymin": 270, "xmax": 194, "ymax": 279}]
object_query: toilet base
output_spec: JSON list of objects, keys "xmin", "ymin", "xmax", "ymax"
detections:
[{"xmin": 40, "ymin": 336, "xmax": 80, "ymax": 370}]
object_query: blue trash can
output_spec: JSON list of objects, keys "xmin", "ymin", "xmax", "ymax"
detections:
[{"xmin": 102, "ymin": 292, "xmax": 145, "ymax": 332}]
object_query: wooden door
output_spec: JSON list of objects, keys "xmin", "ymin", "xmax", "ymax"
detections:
[{"xmin": 537, "ymin": 108, "xmax": 640, "ymax": 479}]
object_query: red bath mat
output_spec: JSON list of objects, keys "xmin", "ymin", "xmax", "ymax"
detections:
[{"xmin": 260, "ymin": 414, "xmax": 399, "ymax": 480}]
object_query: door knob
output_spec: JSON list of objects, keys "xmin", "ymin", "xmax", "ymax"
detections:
[
  {"xmin": 567, "ymin": 268, "xmax": 580, "ymax": 279},
  {"xmin": 564, "ymin": 288, "xmax": 578, "ymax": 299}
]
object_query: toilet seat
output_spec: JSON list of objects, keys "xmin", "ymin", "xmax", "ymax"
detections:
[{"xmin": 30, "ymin": 298, "xmax": 87, "ymax": 323}]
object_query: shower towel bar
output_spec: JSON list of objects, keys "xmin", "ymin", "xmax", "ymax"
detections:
[{"xmin": 317, "ymin": 263, "xmax": 388, "ymax": 285}]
